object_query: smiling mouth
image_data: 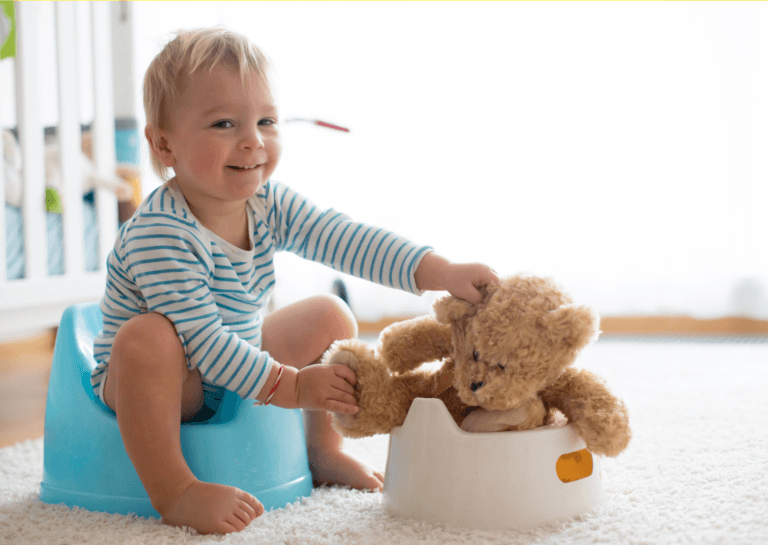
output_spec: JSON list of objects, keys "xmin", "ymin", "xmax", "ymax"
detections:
[{"xmin": 228, "ymin": 165, "xmax": 260, "ymax": 171}]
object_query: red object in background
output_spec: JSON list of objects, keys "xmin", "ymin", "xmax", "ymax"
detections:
[
  {"xmin": 286, "ymin": 118, "xmax": 350, "ymax": 132},
  {"xmin": 314, "ymin": 120, "xmax": 349, "ymax": 132}
]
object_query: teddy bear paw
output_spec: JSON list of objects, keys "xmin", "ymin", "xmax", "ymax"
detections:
[{"xmin": 328, "ymin": 349, "xmax": 361, "ymax": 373}]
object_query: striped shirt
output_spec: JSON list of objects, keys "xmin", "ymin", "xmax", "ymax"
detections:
[{"xmin": 90, "ymin": 179, "xmax": 432, "ymax": 401}]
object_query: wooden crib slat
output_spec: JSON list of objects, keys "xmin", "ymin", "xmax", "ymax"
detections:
[
  {"xmin": 91, "ymin": 2, "xmax": 118, "ymax": 271},
  {"xmin": 55, "ymin": 2, "xmax": 85, "ymax": 277},
  {"xmin": 14, "ymin": 2, "xmax": 47, "ymax": 281}
]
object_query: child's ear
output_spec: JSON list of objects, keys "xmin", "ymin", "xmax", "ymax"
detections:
[{"xmin": 145, "ymin": 125, "xmax": 176, "ymax": 167}]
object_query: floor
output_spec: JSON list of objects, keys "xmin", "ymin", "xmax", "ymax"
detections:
[{"xmin": 0, "ymin": 330, "xmax": 55, "ymax": 449}]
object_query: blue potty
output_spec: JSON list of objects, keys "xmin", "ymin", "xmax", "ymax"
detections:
[{"xmin": 40, "ymin": 302, "xmax": 313, "ymax": 518}]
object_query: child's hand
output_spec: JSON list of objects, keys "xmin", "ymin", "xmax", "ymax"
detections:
[
  {"xmin": 296, "ymin": 364, "xmax": 359, "ymax": 414},
  {"xmin": 415, "ymin": 252, "xmax": 500, "ymax": 303},
  {"xmin": 443, "ymin": 262, "xmax": 500, "ymax": 304}
]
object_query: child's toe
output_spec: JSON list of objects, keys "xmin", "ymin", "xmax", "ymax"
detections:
[
  {"xmin": 244, "ymin": 494, "xmax": 264, "ymax": 518},
  {"xmin": 226, "ymin": 514, "xmax": 247, "ymax": 532},
  {"xmin": 235, "ymin": 507, "xmax": 254, "ymax": 526},
  {"xmin": 238, "ymin": 500, "xmax": 257, "ymax": 520}
]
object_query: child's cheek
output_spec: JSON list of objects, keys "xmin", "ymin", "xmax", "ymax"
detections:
[
  {"xmin": 269, "ymin": 141, "xmax": 283, "ymax": 174},
  {"xmin": 191, "ymin": 147, "xmax": 222, "ymax": 175}
]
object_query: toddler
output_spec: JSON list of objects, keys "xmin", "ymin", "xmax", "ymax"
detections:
[{"xmin": 90, "ymin": 27, "xmax": 499, "ymax": 535}]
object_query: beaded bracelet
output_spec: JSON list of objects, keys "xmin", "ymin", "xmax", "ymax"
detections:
[{"xmin": 255, "ymin": 364, "xmax": 284, "ymax": 406}]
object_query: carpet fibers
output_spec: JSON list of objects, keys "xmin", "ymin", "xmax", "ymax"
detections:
[{"xmin": 1, "ymin": 341, "xmax": 766, "ymax": 544}]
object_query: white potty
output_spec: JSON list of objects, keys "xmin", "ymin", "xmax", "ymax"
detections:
[{"xmin": 383, "ymin": 398, "xmax": 604, "ymax": 530}]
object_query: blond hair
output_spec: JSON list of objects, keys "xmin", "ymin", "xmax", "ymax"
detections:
[{"xmin": 143, "ymin": 28, "xmax": 272, "ymax": 181}]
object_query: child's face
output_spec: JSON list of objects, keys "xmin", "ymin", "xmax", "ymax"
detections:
[{"xmin": 156, "ymin": 66, "xmax": 282, "ymax": 205}]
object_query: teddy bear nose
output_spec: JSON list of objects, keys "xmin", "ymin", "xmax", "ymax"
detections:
[{"xmin": 470, "ymin": 381, "xmax": 484, "ymax": 392}]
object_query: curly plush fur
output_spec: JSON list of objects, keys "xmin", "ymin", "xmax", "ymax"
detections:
[{"xmin": 325, "ymin": 274, "xmax": 631, "ymax": 457}]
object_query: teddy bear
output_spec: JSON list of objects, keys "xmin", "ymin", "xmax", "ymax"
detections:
[{"xmin": 324, "ymin": 274, "xmax": 631, "ymax": 457}]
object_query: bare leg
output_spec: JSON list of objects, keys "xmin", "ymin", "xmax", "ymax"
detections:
[
  {"xmin": 104, "ymin": 313, "xmax": 263, "ymax": 534},
  {"xmin": 262, "ymin": 295, "xmax": 384, "ymax": 491}
]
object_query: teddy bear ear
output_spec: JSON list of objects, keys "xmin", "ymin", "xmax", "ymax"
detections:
[
  {"xmin": 433, "ymin": 295, "xmax": 478, "ymax": 325},
  {"xmin": 540, "ymin": 304, "xmax": 600, "ymax": 350}
]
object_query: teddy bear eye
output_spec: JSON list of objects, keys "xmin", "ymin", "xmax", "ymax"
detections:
[
  {"xmin": 472, "ymin": 350, "xmax": 479, "ymax": 362},
  {"xmin": 496, "ymin": 363, "xmax": 506, "ymax": 371}
]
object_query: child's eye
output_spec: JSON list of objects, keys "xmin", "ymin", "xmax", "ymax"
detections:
[
  {"xmin": 213, "ymin": 120, "xmax": 234, "ymax": 129},
  {"xmin": 258, "ymin": 118, "xmax": 277, "ymax": 126}
]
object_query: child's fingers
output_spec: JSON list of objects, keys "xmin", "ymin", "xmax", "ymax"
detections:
[
  {"xmin": 448, "ymin": 264, "xmax": 501, "ymax": 303},
  {"xmin": 457, "ymin": 284, "xmax": 484, "ymax": 304},
  {"xmin": 331, "ymin": 390, "xmax": 358, "ymax": 408},
  {"xmin": 331, "ymin": 363, "xmax": 357, "ymax": 386},
  {"xmin": 328, "ymin": 400, "xmax": 359, "ymax": 414},
  {"xmin": 333, "ymin": 378, "xmax": 356, "ymax": 397},
  {"xmin": 471, "ymin": 264, "xmax": 500, "ymax": 288},
  {"xmin": 484, "ymin": 267, "xmax": 501, "ymax": 285}
]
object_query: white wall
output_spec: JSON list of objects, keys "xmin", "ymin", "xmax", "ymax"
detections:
[
  {"xmin": 124, "ymin": 1, "xmax": 768, "ymax": 321},
  {"xmin": 7, "ymin": 2, "xmax": 768, "ymax": 320}
]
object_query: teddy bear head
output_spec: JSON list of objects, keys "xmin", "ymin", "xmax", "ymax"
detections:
[{"xmin": 433, "ymin": 275, "xmax": 599, "ymax": 411}]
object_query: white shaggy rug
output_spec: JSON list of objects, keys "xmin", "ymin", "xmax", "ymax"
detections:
[{"xmin": 1, "ymin": 340, "xmax": 767, "ymax": 545}]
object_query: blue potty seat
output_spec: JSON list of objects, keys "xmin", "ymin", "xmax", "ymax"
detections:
[{"xmin": 40, "ymin": 303, "xmax": 313, "ymax": 518}]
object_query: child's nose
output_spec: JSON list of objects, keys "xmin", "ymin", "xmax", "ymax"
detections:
[{"xmin": 240, "ymin": 127, "xmax": 265, "ymax": 149}]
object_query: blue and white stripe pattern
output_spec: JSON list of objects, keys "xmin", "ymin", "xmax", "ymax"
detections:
[{"xmin": 91, "ymin": 179, "xmax": 432, "ymax": 401}]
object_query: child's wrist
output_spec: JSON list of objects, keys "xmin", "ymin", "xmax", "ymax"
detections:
[
  {"xmin": 257, "ymin": 364, "xmax": 300, "ymax": 409},
  {"xmin": 414, "ymin": 251, "xmax": 450, "ymax": 292},
  {"xmin": 255, "ymin": 364, "xmax": 284, "ymax": 406}
]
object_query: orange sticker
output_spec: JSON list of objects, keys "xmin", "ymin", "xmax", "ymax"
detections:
[{"xmin": 556, "ymin": 449, "xmax": 593, "ymax": 483}]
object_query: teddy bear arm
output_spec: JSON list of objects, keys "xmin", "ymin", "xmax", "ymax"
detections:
[
  {"xmin": 336, "ymin": 371, "xmax": 435, "ymax": 438},
  {"xmin": 380, "ymin": 315, "xmax": 453, "ymax": 374},
  {"xmin": 326, "ymin": 339, "xmax": 431, "ymax": 438},
  {"xmin": 539, "ymin": 368, "xmax": 631, "ymax": 457}
]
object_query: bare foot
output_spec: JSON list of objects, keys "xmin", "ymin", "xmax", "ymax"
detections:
[
  {"xmin": 309, "ymin": 446, "xmax": 384, "ymax": 492},
  {"xmin": 159, "ymin": 479, "xmax": 264, "ymax": 535}
]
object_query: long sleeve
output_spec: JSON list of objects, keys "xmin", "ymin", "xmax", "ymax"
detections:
[{"xmin": 259, "ymin": 181, "xmax": 432, "ymax": 294}]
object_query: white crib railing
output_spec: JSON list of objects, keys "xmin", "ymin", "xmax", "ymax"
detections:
[{"xmin": 0, "ymin": 2, "xmax": 118, "ymax": 339}]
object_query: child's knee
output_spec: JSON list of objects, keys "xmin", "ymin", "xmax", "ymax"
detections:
[
  {"xmin": 112, "ymin": 312, "xmax": 184, "ymax": 370},
  {"xmin": 317, "ymin": 294, "xmax": 358, "ymax": 341}
]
